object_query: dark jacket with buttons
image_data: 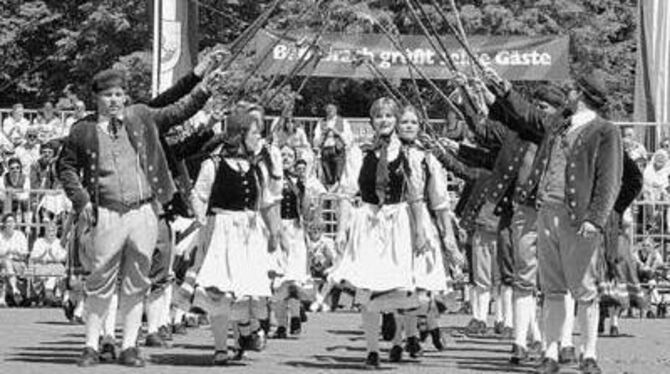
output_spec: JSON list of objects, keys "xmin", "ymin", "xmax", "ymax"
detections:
[
  {"xmin": 441, "ymin": 98, "xmax": 534, "ymax": 231},
  {"xmin": 57, "ymin": 85, "xmax": 210, "ymax": 219},
  {"xmin": 495, "ymin": 90, "xmax": 623, "ymax": 230}
]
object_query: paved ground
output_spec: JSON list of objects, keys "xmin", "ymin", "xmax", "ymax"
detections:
[{"xmin": 1, "ymin": 308, "xmax": 669, "ymax": 373}]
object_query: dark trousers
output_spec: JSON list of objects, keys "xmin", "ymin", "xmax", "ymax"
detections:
[{"xmin": 321, "ymin": 145, "xmax": 345, "ymax": 186}]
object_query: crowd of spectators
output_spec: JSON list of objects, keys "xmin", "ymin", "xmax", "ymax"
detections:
[{"xmin": 0, "ymin": 102, "xmax": 76, "ymax": 307}]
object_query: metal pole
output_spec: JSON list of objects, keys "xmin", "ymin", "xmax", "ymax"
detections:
[{"xmin": 151, "ymin": 0, "xmax": 161, "ymax": 97}]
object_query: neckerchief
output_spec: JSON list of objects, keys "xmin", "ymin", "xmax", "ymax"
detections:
[{"xmin": 373, "ymin": 135, "xmax": 391, "ymax": 206}]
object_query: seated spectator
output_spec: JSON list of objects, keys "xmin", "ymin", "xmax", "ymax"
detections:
[
  {"xmin": 31, "ymin": 140, "xmax": 70, "ymax": 223},
  {"xmin": 55, "ymin": 84, "xmax": 80, "ymax": 111},
  {"xmin": 33, "ymin": 102, "xmax": 62, "ymax": 143},
  {"xmin": 622, "ymin": 126, "xmax": 648, "ymax": 161},
  {"xmin": 63, "ymin": 100, "xmax": 87, "ymax": 136},
  {"xmin": 642, "ymin": 150, "xmax": 669, "ymax": 201},
  {"xmin": 0, "ymin": 213, "xmax": 29, "ymax": 306},
  {"xmin": 636, "ymin": 239, "xmax": 664, "ymax": 283},
  {"xmin": 660, "ymin": 137, "xmax": 670, "ymax": 156},
  {"xmin": 14, "ymin": 128, "xmax": 41, "ymax": 175},
  {"xmin": 29, "ymin": 222, "xmax": 67, "ymax": 306},
  {"xmin": 0, "ymin": 157, "xmax": 31, "ymax": 220},
  {"xmin": 2, "ymin": 103, "xmax": 30, "ymax": 141}
]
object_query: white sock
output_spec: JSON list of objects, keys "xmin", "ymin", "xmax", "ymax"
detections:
[
  {"xmin": 502, "ymin": 286, "xmax": 513, "ymax": 327},
  {"xmin": 529, "ymin": 298, "xmax": 542, "ymax": 343},
  {"xmin": 274, "ymin": 299, "xmax": 288, "ymax": 328},
  {"xmin": 561, "ymin": 293, "xmax": 576, "ymax": 348},
  {"xmin": 84, "ymin": 296, "xmax": 112, "ymax": 350},
  {"xmin": 161, "ymin": 285, "xmax": 173, "ymax": 327},
  {"xmin": 513, "ymin": 292, "xmax": 533, "ymax": 347},
  {"xmin": 392, "ymin": 313, "xmax": 404, "ymax": 345},
  {"xmin": 476, "ymin": 288, "xmax": 491, "ymax": 323},
  {"xmin": 210, "ymin": 313, "xmax": 230, "ymax": 352},
  {"xmin": 577, "ymin": 301, "xmax": 599, "ymax": 360},
  {"xmin": 493, "ymin": 287, "xmax": 503, "ymax": 323},
  {"xmin": 426, "ymin": 308, "xmax": 440, "ymax": 330},
  {"xmin": 102, "ymin": 293, "xmax": 118, "ymax": 337},
  {"xmin": 288, "ymin": 298, "xmax": 301, "ymax": 320},
  {"xmin": 610, "ymin": 306, "xmax": 619, "ymax": 328},
  {"xmin": 405, "ymin": 315, "xmax": 419, "ymax": 338},
  {"xmin": 362, "ymin": 310, "xmax": 380, "ymax": 353},
  {"xmin": 146, "ymin": 292, "xmax": 163, "ymax": 334},
  {"xmin": 173, "ymin": 308, "xmax": 185, "ymax": 325},
  {"xmin": 119, "ymin": 293, "xmax": 144, "ymax": 350},
  {"xmin": 543, "ymin": 296, "xmax": 566, "ymax": 361},
  {"xmin": 469, "ymin": 286, "xmax": 479, "ymax": 321}
]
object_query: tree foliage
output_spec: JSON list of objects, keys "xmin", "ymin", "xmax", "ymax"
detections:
[{"xmin": 0, "ymin": 0, "xmax": 638, "ymax": 120}]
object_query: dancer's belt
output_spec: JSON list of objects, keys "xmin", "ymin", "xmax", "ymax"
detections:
[{"xmin": 99, "ymin": 196, "xmax": 155, "ymax": 213}]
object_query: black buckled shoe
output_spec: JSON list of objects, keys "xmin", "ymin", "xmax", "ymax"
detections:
[
  {"xmin": 405, "ymin": 336, "xmax": 423, "ymax": 358},
  {"xmin": 559, "ymin": 346, "xmax": 577, "ymax": 365},
  {"xmin": 158, "ymin": 325, "xmax": 172, "ymax": 341},
  {"xmin": 99, "ymin": 335, "xmax": 117, "ymax": 363},
  {"xmin": 510, "ymin": 344, "xmax": 528, "ymax": 365},
  {"xmin": 212, "ymin": 350, "xmax": 229, "ymax": 366},
  {"xmin": 535, "ymin": 357, "xmax": 560, "ymax": 374},
  {"xmin": 290, "ymin": 317, "xmax": 302, "ymax": 335},
  {"xmin": 389, "ymin": 345, "xmax": 403, "ymax": 362},
  {"xmin": 145, "ymin": 332, "xmax": 171, "ymax": 348},
  {"xmin": 493, "ymin": 321, "xmax": 504, "ymax": 335},
  {"xmin": 77, "ymin": 347, "xmax": 100, "ymax": 367},
  {"xmin": 364, "ymin": 351, "xmax": 380, "ymax": 369},
  {"xmin": 609, "ymin": 325, "xmax": 620, "ymax": 337},
  {"xmin": 172, "ymin": 322, "xmax": 187, "ymax": 335},
  {"xmin": 118, "ymin": 347, "xmax": 146, "ymax": 367},
  {"xmin": 579, "ymin": 358, "xmax": 602, "ymax": 374},
  {"xmin": 271, "ymin": 326, "xmax": 288, "ymax": 339}
]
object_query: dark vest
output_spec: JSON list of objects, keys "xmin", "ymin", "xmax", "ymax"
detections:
[
  {"xmin": 358, "ymin": 151, "xmax": 406, "ymax": 205},
  {"xmin": 280, "ymin": 174, "xmax": 303, "ymax": 220},
  {"xmin": 207, "ymin": 158, "xmax": 258, "ymax": 212}
]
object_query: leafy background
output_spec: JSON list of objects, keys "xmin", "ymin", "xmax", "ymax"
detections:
[{"xmin": 0, "ymin": 0, "xmax": 637, "ymax": 120}]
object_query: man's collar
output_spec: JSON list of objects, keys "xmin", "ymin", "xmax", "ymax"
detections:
[{"xmin": 571, "ymin": 108, "xmax": 597, "ymax": 128}]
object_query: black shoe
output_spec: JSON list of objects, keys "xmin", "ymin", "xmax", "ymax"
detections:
[
  {"xmin": 510, "ymin": 344, "xmax": 528, "ymax": 365},
  {"xmin": 185, "ymin": 315, "xmax": 198, "ymax": 327},
  {"xmin": 381, "ymin": 313, "xmax": 396, "ymax": 341},
  {"xmin": 158, "ymin": 325, "xmax": 172, "ymax": 341},
  {"xmin": 145, "ymin": 332, "xmax": 170, "ymax": 348},
  {"xmin": 559, "ymin": 346, "xmax": 577, "ymax": 365},
  {"xmin": 271, "ymin": 326, "xmax": 288, "ymax": 339},
  {"xmin": 493, "ymin": 321, "xmax": 505, "ymax": 335},
  {"xmin": 610, "ymin": 325, "xmax": 620, "ymax": 337},
  {"xmin": 172, "ymin": 322, "xmax": 187, "ymax": 335},
  {"xmin": 118, "ymin": 347, "xmax": 145, "ymax": 367},
  {"xmin": 389, "ymin": 345, "xmax": 403, "ymax": 362},
  {"xmin": 464, "ymin": 318, "xmax": 480, "ymax": 335},
  {"xmin": 290, "ymin": 317, "xmax": 302, "ymax": 335},
  {"xmin": 238, "ymin": 334, "xmax": 254, "ymax": 351},
  {"xmin": 77, "ymin": 347, "xmax": 100, "ymax": 367},
  {"xmin": 212, "ymin": 350, "xmax": 229, "ymax": 366},
  {"xmin": 405, "ymin": 336, "xmax": 423, "ymax": 358},
  {"xmin": 528, "ymin": 340, "xmax": 543, "ymax": 356},
  {"xmin": 579, "ymin": 357, "xmax": 602, "ymax": 374},
  {"xmin": 535, "ymin": 357, "xmax": 560, "ymax": 373},
  {"xmin": 500, "ymin": 326, "xmax": 514, "ymax": 339},
  {"xmin": 99, "ymin": 336, "xmax": 117, "ymax": 363},
  {"xmin": 365, "ymin": 351, "xmax": 380, "ymax": 369},
  {"xmin": 429, "ymin": 328, "xmax": 446, "ymax": 351},
  {"xmin": 231, "ymin": 348, "xmax": 245, "ymax": 361}
]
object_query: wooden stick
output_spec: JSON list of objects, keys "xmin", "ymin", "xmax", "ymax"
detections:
[{"xmin": 404, "ymin": 0, "xmax": 457, "ymax": 71}]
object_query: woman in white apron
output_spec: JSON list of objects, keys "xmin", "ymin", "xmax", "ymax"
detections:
[{"xmin": 191, "ymin": 110, "xmax": 283, "ymax": 365}]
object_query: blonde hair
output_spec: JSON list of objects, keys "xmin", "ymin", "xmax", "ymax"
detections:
[{"xmin": 369, "ymin": 97, "xmax": 400, "ymax": 122}]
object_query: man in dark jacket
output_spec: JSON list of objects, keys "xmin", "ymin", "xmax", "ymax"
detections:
[
  {"xmin": 58, "ymin": 67, "xmax": 216, "ymax": 367},
  {"xmin": 485, "ymin": 68, "xmax": 623, "ymax": 374}
]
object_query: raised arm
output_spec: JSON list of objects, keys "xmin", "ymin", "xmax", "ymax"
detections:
[{"xmin": 148, "ymin": 72, "xmax": 201, "ymax": 108}]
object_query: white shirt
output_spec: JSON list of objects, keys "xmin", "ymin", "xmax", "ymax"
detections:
[
  {"xmin": 313, "ymin": 116, "xmax": 353, "ymax": 148},
  {"xmin": 30, "ymin": 237, "xmax": 67, "ymax": 263},
  {"xmin": 0, "ymin": 230, "xmax": 28, "ymax": 259},
  {"xmin": 3, "ymin": 116, "xmax": 30, "ymax": 138}
]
